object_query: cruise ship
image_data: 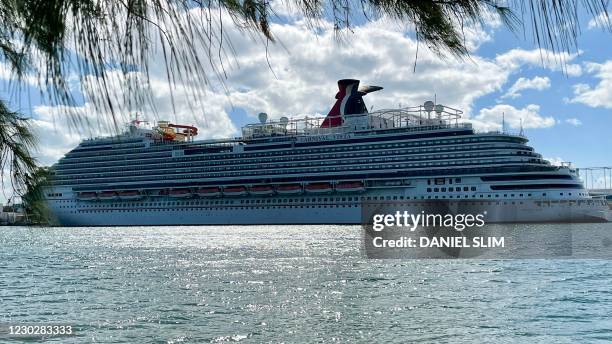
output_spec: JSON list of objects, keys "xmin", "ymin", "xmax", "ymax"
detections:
[{"xmin": 44, "ymin": 79, "xmax": 610, "ymax": 225}]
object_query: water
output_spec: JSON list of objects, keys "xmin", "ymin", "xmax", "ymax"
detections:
[{"xmin": 1, "ymin": 224, "xmax": 612, "ymax": 343}]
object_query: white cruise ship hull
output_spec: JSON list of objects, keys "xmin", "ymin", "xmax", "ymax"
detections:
[
  {"xmin": 43, "ymin": 79, "xmax": 610, "ymax": 226},
  {"xmin": 49, "ymin": 198, "xmax": 609, "ymax": 226}
]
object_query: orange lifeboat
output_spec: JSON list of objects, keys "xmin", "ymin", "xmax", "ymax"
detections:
[
  {"xmin": 224, "ymin": 186, "xmax": 248, "ymax": 197},
  {"xmin": 250, "ymin": 185, "xmax": 274, "ymax": 196},
  {"xmin": 196, "ymin": 187, "xmax": 221, "ymax": 197},
  {"xmin": 169, "ymin": 188, "xmax": 192, "ymax": 198},
  {"xmin": 98, "ymin": 191, "xmax": 118, "ymax": 201},
  {"xmin": 276, "ymin": 184, "xmax": 303, "ymax": 195},
  {"xmin": 77, "ymin": 192, "xmax": 97, "ymax": 200},
  {"xmin": 118, "ymin": 190, "xmax": 142, "ymax": 200},
  {"xmin": 305, "ymin": 182, "xmax": 333, "ymax": 193},
  {"xmin": 336, "ymin": 181, "xmax": 366, "ymax": 193}
]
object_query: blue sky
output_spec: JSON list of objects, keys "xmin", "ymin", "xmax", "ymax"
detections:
[
  {"xmin": 472, "ymin": 18, "xmax": 611, "ymax": 168},
  {"xmin": 0, "ymin": 3, "xmax": 610, "ymax": 195}
]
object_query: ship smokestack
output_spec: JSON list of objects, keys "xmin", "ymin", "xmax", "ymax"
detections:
[{"xmin": 321, "ymin": 79, "xmax": 381, "ymax": 128}]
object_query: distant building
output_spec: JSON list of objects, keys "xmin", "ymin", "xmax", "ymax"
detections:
[{"xmin": 0, "ymin": 203, "xmax": 25, "ymax": 225}]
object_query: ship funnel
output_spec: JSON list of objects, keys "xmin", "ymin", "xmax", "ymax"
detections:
[
  {"xmin": 321, "ymin": 79, "xmax": 382, "ymax": 128},
  {"xmin": 258, "ymin": 112, "xmax": 268, "ymax": 124}
]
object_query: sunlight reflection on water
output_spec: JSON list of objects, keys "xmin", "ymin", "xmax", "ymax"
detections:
[{"xmin": 1, "ymin": 223, "xmax": 612, "ymax": 343}]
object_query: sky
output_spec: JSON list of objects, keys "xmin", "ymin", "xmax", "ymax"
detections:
[{"xmin": 0, "ymin": 2, "xmax": 611, "ymax": 201}]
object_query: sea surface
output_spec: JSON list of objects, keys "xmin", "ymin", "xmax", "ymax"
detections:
[{"xmin": 2, "ymin": 224, "xmax": 612, "ymax": 343}]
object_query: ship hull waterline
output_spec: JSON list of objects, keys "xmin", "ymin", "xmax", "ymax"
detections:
[{"xmin": 50, "ymin": 199, "xmax": 609, "ymax": 226}]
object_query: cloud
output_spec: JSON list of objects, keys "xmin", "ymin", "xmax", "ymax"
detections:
[
  {"xmin": 545, "ymin": 157, "xmax": 566, "ymax": 166},
  {"xmin": 588, "ymin": 12, "xmax": 610, "ymax": 29},
  {"xmin": 22, "ymin": 9, "xmax": 570, "ymax": 168},
  {"xmin": 28, "ymin": 69, "xmax": 237, "ymax": 167},
  {"xmin": 565, "ymin": 118, "xmax": 582, "ymax": 126},
  {"xmin": 471, "ymin": 104, "xmax": 556, "ymax": 131},
  {"xmin": 495, "ymin": 49, "xmax": 583, "ymax": 77},
  {"xmin": 570, "ymin": 60, "xmax": 612, "ymax": 108},
  {"xmin": 501, "ymin": 76, "xmax": 550, "ymax": 99},
  {"xmin": 224, "ymin": 19, "xmax": 512, "ymax": 119}
]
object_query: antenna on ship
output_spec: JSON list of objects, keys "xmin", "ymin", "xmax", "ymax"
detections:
[
  {"xmin": 519, "ymin": 118, "xmax": 524, "ymax": 136},
  {"xmin": 502, "ymin": 112, "xmax": 506, "ymax": 133}
]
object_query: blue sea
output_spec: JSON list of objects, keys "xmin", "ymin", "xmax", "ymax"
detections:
[{"xmin": 1, "ymin": 224, "xmax": 612, "ymax": 343}]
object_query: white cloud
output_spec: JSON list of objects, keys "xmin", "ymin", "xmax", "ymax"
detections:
[
  {"xmin": 571, "ymin": 60, "xmax": 612, "ymax": 108},
  {"xmin": 471, "ymin": 104, "xmax": 556, "ymax": 131},
  {"xmin": 22, "ymin": 9, "xmax": 569, "ymax": 168},
  {"xmin": 565, "ymin": 118, "xmax": 582, "ymax": 126},
  {"xmin": 28, "ymin": 68, "xmax": 237, "ymax": 167},
  {"xmin": 588, "ymin": 12, "xmax": 610, "ymax": 29},
  {"xmin": 502, "ymin": 76, "xmax": 550, "ymax": 99},
  {"xmin": 495, "ymin": 48, "xmax": 583, "ymax": 77},
  {"xmin": 545, "ymin": 157, "xmax": 566, "ymax": 166},
  {"xmin": 223, "ymin": 19, "xmax": 511, "ymax": 119}
]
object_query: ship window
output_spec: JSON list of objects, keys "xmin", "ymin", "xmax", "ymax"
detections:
[
  {"xmin": 463, "ymin": 187, "xmax": 468, "ymax": 191},
  {"xmin": 434, "ymin": 188, "xmax": 439, "ymax": 192},
  {"xmin": 427, "ymin": 188, "xmax": 431, "ymax": 192},
  {"xmin": 471, "ymin": 187, "xmax": 476, "ymax": 191},
  {"xmin": 455, "ymin": 178, "xmax": 461, "ymax": 183}
]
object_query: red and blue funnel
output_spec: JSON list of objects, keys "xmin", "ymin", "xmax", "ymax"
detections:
[{"xmin": 320, "ymin": 79, "xmax": 382, "ymax": 128}]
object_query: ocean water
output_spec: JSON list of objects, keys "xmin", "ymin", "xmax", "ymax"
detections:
[{"xmin": 1, "ymin": 224, "xmax": 612, "ymax": 343}]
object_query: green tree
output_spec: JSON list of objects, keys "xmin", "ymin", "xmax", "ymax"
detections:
[
  {"xmin": 0, "ymin": 101, "xmax": 38, "ymax": 200},
  {"xmin": 21, "ymin": 167, "xmax": 53, "ymax": 225}
]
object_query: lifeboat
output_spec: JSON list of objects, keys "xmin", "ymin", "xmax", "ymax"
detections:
[
  {"xmin": 305, "ymin": 182, "xmax": 333, "ymax": 193},
  {"xmin": 250, "ymin": 185, "xmax": 275, "ymax": 196},
  {"xmin": 118, "ymin": 190, "xmax": 142, "ymax": 200},
  {"xmin": 98, "ymin": 191, "xmax": 118, "ymax": 201},
  {"xmin": 276, "ymin": 184, "xmax": 303, "ymax": 195},
  {"xmin": 336, "ymin": 181, "xmax": 366, "ymax": 193},
  {"xmin": 169, "ymin": 188, "xmax": 192, "ymax": 198},
  {"xmin": 77, "ymin": 192, "xmax": 97, "ymax": 201},
  {"xmin": 224, "ymin": 186, "xmax": 248, "ymax": 197},
  {"xmin": 196, "ymin": 187, "xmax": 221, "ymax": 197}
]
